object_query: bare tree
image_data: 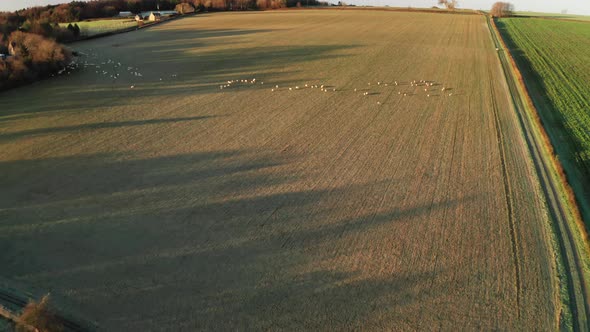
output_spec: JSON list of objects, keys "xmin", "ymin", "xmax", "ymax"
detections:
[
  {"xmin": 490, "ymin": 2, "xmax": 514, "ymax": 17},
  {"xmin": 438, "ymin": 0, "xmax": 457, "ymax": 10}
]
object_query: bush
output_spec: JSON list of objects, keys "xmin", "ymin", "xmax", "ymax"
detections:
[
  {"xmin": 176, "ymin": 3, "xmax": 196, "ymax": 14},
  {"xmin": 16, "ymin": 295, "xmax": 63, "ymax": 332},
  {"xmin": 73, "ymin": 24, "xmax": 81, "ymax": 38},
  {"xmin": 0, "ymin": 37, "xmax": 8, "ymax": 55},
  {"xmin": 9, "ymin": 31, "xmax": 71, "ymax": 65},
  {"xmin": 1, "ymin": 31, "xmax": 72, "ymax": 91}
]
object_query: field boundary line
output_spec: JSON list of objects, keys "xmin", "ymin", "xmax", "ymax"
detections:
[
  {"xmin": 486, "ymin": 14, "xmax": 590, "ymax": 330},
  {"xmin": 274, "ymin": 6, "xmax": 480, "ymax": 15}
]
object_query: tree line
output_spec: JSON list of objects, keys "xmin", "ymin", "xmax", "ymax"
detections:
[
  {"xmin": 2, "ymin": 0, "xmax": 328, "ymax": 28},
  {"xmin": 0, "ymin": 0, "xmax": 330, "ymax": 50},
  {"xmin": 0, "ymin": 0, "xmax": 328, "ymax": 91},
  {"xmin": 490, "ymin": 2, "xmax": 514, "ymax": 18}
]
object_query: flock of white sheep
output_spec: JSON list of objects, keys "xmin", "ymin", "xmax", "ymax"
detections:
[
  {"xmin": 53, "ymin": 50, "xmax": 180, "ymax": 89},
  {"xmin": 54, "ymin": 51, "xmax": 455, "ymax": 101},
  {"xmin": 219, "ymin": 77, "xmax": 454, "ymax": 104}
]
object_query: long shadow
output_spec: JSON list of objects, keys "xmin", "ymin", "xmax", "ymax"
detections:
[
  {"xmin": 1, "ymin": 36, "xmax": 358, "ymax": 118},
  {"xmin": 131, "ymin": 28, "xmax": 279, "ymax": 50},
  {"xmin": 0, "ymin": 116, "xmax": 219, "ymax": 142},
  {"xmin": 0, "ymin": 150, "xmax": 298, "ymax": 214},
  {"xmin": 495, "ymin": 20, "xmax": 583, "ymax": 162},
  {"xmin": 0, "ymin": 149, "xmax": 474, "ymax": 330},
  {"xmin": 496, "ymin": 19, "xmax": 590, "ymax": 220}
]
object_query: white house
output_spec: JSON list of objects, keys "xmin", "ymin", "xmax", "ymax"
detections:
[{"xmin": 149, "ymin": 12, "xmax": 162, "ymax": 21}]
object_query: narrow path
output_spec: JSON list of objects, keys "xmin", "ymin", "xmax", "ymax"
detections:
[{"xmin": 485, "ymin": 14, "xmax": 589, "ymax": 331}]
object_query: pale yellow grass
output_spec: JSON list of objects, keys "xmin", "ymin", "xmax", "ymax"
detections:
[{"xmin": 0, "ymin": 10, "xmax": 559, "ymax": 330}]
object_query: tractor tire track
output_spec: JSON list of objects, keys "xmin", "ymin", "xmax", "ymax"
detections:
[{"xmin": 488, "ymin": 69, "xmax": 522, "ymax": 317}]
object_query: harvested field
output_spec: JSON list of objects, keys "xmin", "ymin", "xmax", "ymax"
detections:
[{"xmin": 0, "ymin": 10, "xmax": 561, "ymax": 330}]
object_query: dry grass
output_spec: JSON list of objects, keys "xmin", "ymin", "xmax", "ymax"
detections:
[{"xmin": 0, "ymin": 10, "xmax": 561, "ymax": 330}]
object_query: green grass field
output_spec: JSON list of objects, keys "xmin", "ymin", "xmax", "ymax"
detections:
[
  {"xmin": 60, "ymin": 19, "xmax": 137, "ymax": 37},
  {"xmin": 515, "ymin": 11, "xmax": 590, "ymax": 22},
  {"xmin": 0, "ymin": 318, "xmax": 12, "ymax": 332},
  {"xmin": 1, "ymin": 10, "xmax": 564, "ymax": 330},
  {"xmin": 497, "ymin": 18, "xmax": 590, "ymax": 222}
]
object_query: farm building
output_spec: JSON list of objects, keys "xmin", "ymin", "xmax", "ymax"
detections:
[
  {"xmin": 8, "ymin": 42, "xmax": 16, "ymax": 56},
  {"xmin": 140, "ymin": 10, "xmax": 178, "ymax": 17},
  {"xmin": 149, "ymin": 12, "xmax": 162, "ymax": 21},
  {"xmin": 118, "ymin": 11, "xmax": 133, "ymax": 17},
  {"xmin": 135, "ymin": 15, "xmax": 143, "ymax": 22}
]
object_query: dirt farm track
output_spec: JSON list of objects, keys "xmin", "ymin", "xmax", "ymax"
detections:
[{"xmin": 0, "ymin": 10, "xmax": 563, "ymax": 330}]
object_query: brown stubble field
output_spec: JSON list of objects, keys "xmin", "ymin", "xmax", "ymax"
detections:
[{"xmin": 0, "ymin": 10, "xmax": 560, "ymax": 330}]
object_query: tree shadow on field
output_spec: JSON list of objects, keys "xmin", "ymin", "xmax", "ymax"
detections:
[
  {"xmin": 0, "ymin": 148, "xmax": 474, "ymax": 330},
  {"xmin": 131, "ymin": 28, "xmax": 280, "ymax": 52},
  {"xmin": 494, "ymin": 20, "xmax": 557, "ymax": 113},
  {"xmin": 0, "ymin": 116, "xmax": 219, "ymax": 142},
  {"xmin": 0, "ymin": 25, "xmax": 359, "ymax": 119},
  {"xmin": 496, "ymin": 19, "xmax": 590, "ymax": 216},
  {"xmin": 495, "ymin": 20, "xmax": 566, "ymax": 138}
]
